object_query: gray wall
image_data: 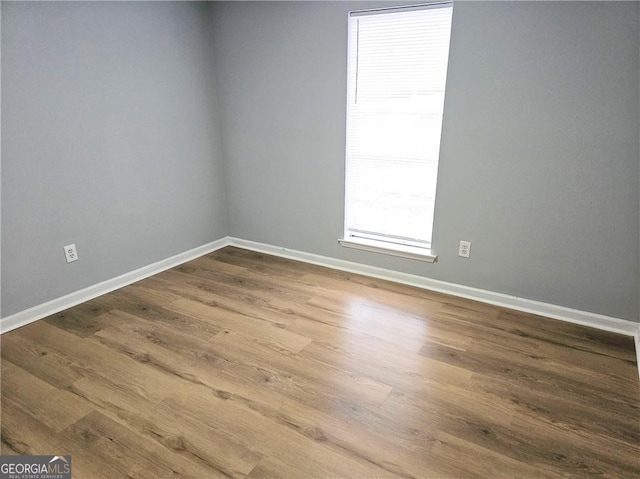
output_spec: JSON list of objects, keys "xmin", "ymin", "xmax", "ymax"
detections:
[
  {"xmin": 1, "ymin": 2, "xmax": 229, "ymax": 316},
  {"xmin": 3, "ymin": 1, "xmax": 638, "ymax": 323},
  {"xmin": 212, "ymin": 1, "xmax": 640, "ymax": 321}
]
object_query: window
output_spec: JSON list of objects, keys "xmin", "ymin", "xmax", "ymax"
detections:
[{"xmin": 340, "ymin": 3, "xmax": 453, "ymax": 262}]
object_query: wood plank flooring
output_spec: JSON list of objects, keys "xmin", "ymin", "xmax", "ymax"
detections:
[{"xmin": 2, "ymin": 246, "xmax": 639, "ymax": 478}]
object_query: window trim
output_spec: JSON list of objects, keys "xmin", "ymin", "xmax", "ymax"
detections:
[
  {"xmin": 338, "ymin": 237, "xmax": 438, "ymax": 263},
  {"xmin": 340, "ymin": 2, "xmax": 452, "ymax": 263},
  {"xmin": 349, "ymin": 2, "xmax": 452, "ymax": 18}
]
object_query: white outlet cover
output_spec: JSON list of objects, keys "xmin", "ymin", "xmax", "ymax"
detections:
[
  {"xmin": 64, "ymin": 244, "xmax": 78, "ymax": 263},
  {"xmin": 458, "ymin": 240, "xmax": 471, "ymax": 258}
]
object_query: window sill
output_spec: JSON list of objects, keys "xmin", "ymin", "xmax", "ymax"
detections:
[{"xmin": 338, "ymin": 238, "xmax": 437, "ymax": 263}]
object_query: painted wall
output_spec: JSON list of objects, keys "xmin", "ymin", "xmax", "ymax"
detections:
[
  {"xmin": 3, "ymin": 1, "xmax": 638, "ymax": 323},
  {"xmin": 212, "ymin": 1, "xmax": 640, "ymax": 321},
  {"xmin": 1, "ymin": 2, "xmax": 229, "ymax": 316}
]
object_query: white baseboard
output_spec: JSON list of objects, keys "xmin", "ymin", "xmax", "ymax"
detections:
[
  {"xmin": 0, "ymin": 237, "xmax": 231, "ymax": 334},
  {"xmin": 3, "ymin": 235, "xmax": 639, "ymax": 381},
  {"xmin": 228, "ymin": 237, "xmax": 640, "ymax": 381}
]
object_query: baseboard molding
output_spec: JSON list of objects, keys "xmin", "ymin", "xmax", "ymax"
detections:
[
  {"xmin": 0, "ymin": 237, "xmax": 231, "ymax": 334},
  {"xmin": 229, "ymin": 237, "xmax": 640, "ymax": 380},
  {"xmin": 3, "ymin": 235, "xmax": 639, "ymax": 381}
]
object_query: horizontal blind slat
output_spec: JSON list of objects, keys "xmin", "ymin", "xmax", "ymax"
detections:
[{"xmin": 345, "ymin": 4, "xmax": 453, "ymax": 248}]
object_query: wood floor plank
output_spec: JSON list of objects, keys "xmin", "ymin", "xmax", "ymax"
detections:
[
  {"xmin": 14, "ymin": 322, "xmax": 178, "ymax": 404},
  {"xmin": 430, "ymin": 431, "xmax": 562, "ymax": 479},
  {"xmin": 91, "ymin": 312, "xmax": 431, "ymax": 479},
  {"xmin": 162, "ymin": 263, "xmax": 313, "ymax": 307},
  {"xmin": 304, "ymin": 295, "xmax": 435, "ymax": 353},
  {"xmin": 468, "ymin": 372, "xmax": 640, "ymax": 447},
  {"xmin": 144, "ymin": 272, "xmax": 300, "ymax": 328},
  {"xmin": 508, "ymin": 413, "xmax": 640, "ymax": 478},
  {"xmin": 434, "ymin": 310, "xmax": 637, "ymax": 380},
  {"xmin": 2, "ymin": 246, "xmax": 638, "ymax": 478},
  {"xmin": 1, "ymin": 397, "xmax": 63, "ymax": 456},
  {"xmin": 92, "ymin": 290, "xmax": 223, "ymax": 340},
  {"xmin": 206, "ymin": 248, "xmax": 310, "ymax": 280},
  {"xmin": 161, "ymin": 393, "xmax": 404, "ymax": 479},
  {"xmin": 43, "ymin": 298, "xmax": 112, "ymax": 338},
  {"xmin": 178, "ymin": 255, "xmax": 315, "ymax": 299},
  {"xmin": 90, "ymin": 305, "xmax": 393, "ymax": 428},
  {"xmin": 497, "ymin": 309, "xmax": 637, "ymax": 362},
  {"xmin": 1, "ymin": 331, "xmax": 83, "ymax": 389},
  {"xmin": 62, "ymin": 410, "xmax": 248, "ymax": 479},
  {"xmin": 210, "ymin": 329, "xmax": 394, "ymax": 406},
  {"xmin": 1, "ymin": 361, "xmax": 94, "ymax": 432},
  {"xmin": 384, "ymin": 386, "xmax": 639, "ymax": 478},
  {"xmin": 68, "ymin": 374, "xmax": 263, "ymax": 477},
  {"xmin": 299, "ymin": 337, "xmax": 473, "ymax": 392},
  {"xmin": 168, "ymin": 298, "xmax": 312, "ymax": 353},
  {"xmin": 1, "ymin": 399, "xmax": 125, "ymax": 479},
  {"xmin": 419, "ymin": 338, "xmax": 639, "ymax": 416}
]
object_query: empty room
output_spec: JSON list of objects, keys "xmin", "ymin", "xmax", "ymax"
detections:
[{"xmin": 1, "ymin": 1, "xmax": 639, "ymax": 478}]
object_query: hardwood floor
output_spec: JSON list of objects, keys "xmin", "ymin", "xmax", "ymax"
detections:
[{"xmin": 2, "ymin": 246, "xmax": 639, "ymax": 478}]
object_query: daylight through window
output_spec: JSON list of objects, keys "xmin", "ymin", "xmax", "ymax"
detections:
[{"xmin": 342, "ymin": 3, "xmax": 453, "ymax": 259}]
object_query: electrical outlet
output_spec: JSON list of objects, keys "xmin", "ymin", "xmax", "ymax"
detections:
[
  {"xmin": 64, "ymin": 244, "xmax": 78, "ymax": 263},
  {"xmin": 458, "ymin": 240, "xmax": 471, "ymax": 258}
]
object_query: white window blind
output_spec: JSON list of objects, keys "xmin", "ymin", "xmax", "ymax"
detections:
[{"xmin": 344, "ymin": 3, "xmax": 453, "ymax": 252}]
